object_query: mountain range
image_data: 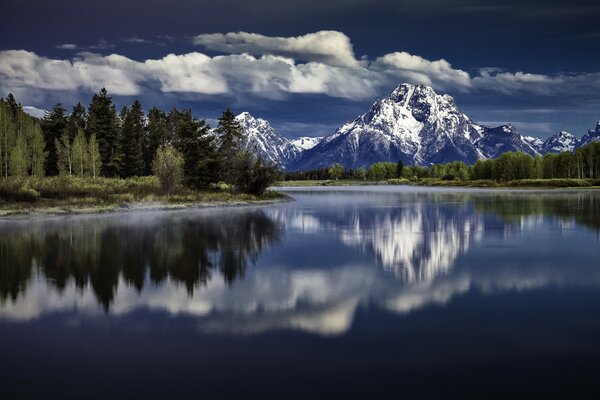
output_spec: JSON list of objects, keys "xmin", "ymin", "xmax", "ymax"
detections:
[{"xmin": 235, "ymin": 83, "xmax": 600, "ymax": 170}]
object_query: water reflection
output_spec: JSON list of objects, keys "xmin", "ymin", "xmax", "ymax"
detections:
[
  {"xmin": 1, "ymin": 188, "xmax": 599, "ymax": 336},
  {"xmin": 0, "ymin": 209, "xmax": 282, "ymax": 310}
]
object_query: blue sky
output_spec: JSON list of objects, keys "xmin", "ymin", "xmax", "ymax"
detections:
[{"xmin": 1, "ymin": 0, "xmax": 599, "ymax": 139}]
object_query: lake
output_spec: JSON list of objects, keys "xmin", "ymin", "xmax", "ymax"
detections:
[{"xmin": 1, "ymin": 186, "xmax": 600, "ymax": 398}]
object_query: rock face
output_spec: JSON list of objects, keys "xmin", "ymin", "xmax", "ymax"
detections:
[
  {"xmin": 235, "ymin": 112, "xmax": 300, "ymax": 169},
  {"xmin": 579, "ymin": 121, "xmax": 600, "ymax": 147},
  {"xmin": 290, "ymin": 83, "xmax": 539, "ymax": 170},
  {"xmin": 540, "ymin": 131, "xmax": 578, "ymax": 154}
]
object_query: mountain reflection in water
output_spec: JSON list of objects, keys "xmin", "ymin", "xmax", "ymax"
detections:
[{"xmin": 1, "ymin": 188, "xmax": 599, "ymax": 335}]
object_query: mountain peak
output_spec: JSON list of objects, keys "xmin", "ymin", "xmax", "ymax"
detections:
[{"xmin": 234, "ymin": 111, "xmax": 300, "ymax": 168}]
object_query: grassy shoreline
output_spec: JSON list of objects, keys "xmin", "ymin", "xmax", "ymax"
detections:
[
  {"xmin": 0, "ymin": 176, "xmax": 288, "ymax": 217},
  {"xmin": 276, "ymin": 178, "xmax": 600, "ymax": 189}
]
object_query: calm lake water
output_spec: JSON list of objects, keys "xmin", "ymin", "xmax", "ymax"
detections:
[{"xmin": 1, "ymin": 186, "xmax": 600, "ymax": 398}]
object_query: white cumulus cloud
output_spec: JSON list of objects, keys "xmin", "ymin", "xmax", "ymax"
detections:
[{"xmin": 193, "ymin": 30, "xmax": 359, "ymax": 67}]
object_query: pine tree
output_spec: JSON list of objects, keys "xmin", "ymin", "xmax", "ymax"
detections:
[
  {"xmin": 87, "ymin": 132, "xmax": 102, "ymax": 179},
  {"xmin": 55, "ymin": 133, "xmax": 73, "ymax": 176},
  {"xmin": 42, "ymin": 103, "xmax": 67, "ymax": 176},
  {"xmin": 172, "ymin": 109, "xmax": 218, "ymax": 188},
  {"xmin": 72, "ymin": 129, "xmax": 87, "ymax": 177},
  {"xmin": 87, "ymin": 88, "xmax": 121, "ymax": 177},
  {"xmin": 121, "ymin": 100, "xmax": 145, "ymax": 177},
  {"xmin": 145, "ymin": 107, "xmax": 168, "ymax": 175},
  {"xmin": 66, "ymin": 102, "xmax": 87, "ymax": 141},
  {"xmin": 215, "ymin": 108, "xmax": 243, "ymax": 184}
]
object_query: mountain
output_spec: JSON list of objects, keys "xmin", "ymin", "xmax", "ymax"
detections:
[
  {"xmin": 579, "ymin": 121, "xmax": 600, "ymax": 147},
  {"xmin": 291, "ymin": 136, "xmax": 323, "ymax": 151},
  {"xmin": 540, "ymin": 131, "xmax": 578, "ymax": 154},
  {"xmin": 235, "ymin": 112, "xmax": 300, "ymax": 169},
  {"xmin": 291, "ymin": 83, "xmax": 539, "ymax": 170}
]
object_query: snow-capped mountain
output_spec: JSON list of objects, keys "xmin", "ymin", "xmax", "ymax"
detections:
[
  {"xmin": 291, "ymin": 136, "xmax": 323, "ymax": 151},
  {"xmin": 540, "ymin": 131, "xmax": 578, "ymax": 154},
  {"xmin": 523, "ymin": 136, "xmax": 544, "ymax": 153},
  {"xmin": 235, "ymin": 112, "xmax": 300, "ymax": 168},
  {"xmin": 291, "ymin": 83, "xmax": 539, "ymax": 170},
  {"xmin": 579, "ymin": 121, "xmax": 600, "ymax": 147}
]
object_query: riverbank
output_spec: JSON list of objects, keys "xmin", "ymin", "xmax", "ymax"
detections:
[
  {"xmin": 0, "ymin": 176, "xmax": 287, "ymax": 217},
  {"xmin": 276, "ymin": 178, "xmax": 600, "ymax": 189}
]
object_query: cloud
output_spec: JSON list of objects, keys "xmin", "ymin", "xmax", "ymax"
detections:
[
  {"xmin": 56, "ymin": 43, "xmax": 78, "ymax": 50},
  {"xmin": 3, "ymin": 30, "xmax": 600, "ymax": 107},
  {"xmin": 122, "ymin": 37, "xmax": 152, "ymax": 44},
  {"xmin": 372, "ymin": 51, "xmax": 472, "ymax": 92},
  {"xmin": 193, "ymin": 31, "xmax": 359, "ymax": 67}
]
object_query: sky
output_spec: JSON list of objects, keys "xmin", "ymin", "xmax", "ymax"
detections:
[{"xmin": 1, "ymin": 0, "xmax": 599, "ymax": 139}]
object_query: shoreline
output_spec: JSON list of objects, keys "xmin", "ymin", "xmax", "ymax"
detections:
[
  {"xmin": 0, "ymin": 194, "xmax": 292, "ymax": 219},
  {"xmin": 275, "ymin": 179, "xmax": 600, "ymax": 190}
]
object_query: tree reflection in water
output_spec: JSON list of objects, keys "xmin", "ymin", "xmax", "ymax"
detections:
[{"xmin": 0, "ymin": 209, "xmax": 282, "ymax": 310}]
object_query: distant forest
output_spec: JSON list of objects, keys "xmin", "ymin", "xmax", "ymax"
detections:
[
  {"xmin": 286, "ymin": 145, "xmax": 600, "ymax": 182},
  {"xmin": 0, "ymin": 89, "xmax": 277, "ymax": 194}
]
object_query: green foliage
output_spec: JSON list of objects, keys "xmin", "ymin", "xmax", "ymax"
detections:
[
  {"xmin": 87, "ymin": 88, "xmax": 122, "ymax": 177},
  {"xmin": 368, "ymin": 162, "xmax": 397, "ymax": 180},
  {"xmin": 42, "ymin": 103, "xmax": 67, "ymax": 176},
  {"xmin": 231, "ymin": 152, "xmax": 279, "ymax": 196},
  {"xmin": 9, "ymin": 133, "xmax": 29, "ymax": 177},
  {"xmin": 153, "ymin": 145, "xmax": 184, "ymax": 194},
  {"xmin": 120, "ymin": 100, "xmax": 145, "ymax": 177},
  {"xmin": 55, "ymin": 133, "xmax": 73, "ymax": 176},
  {"xmin": 355, "ymin": 167, "xmax": 367, "ymax": 180},
  {"xmin": 215, "ymin": 108, "xmax": 243, "ymax": 184},
  {"xmin": 328, "ymin": 163, "xmax": 344, "ymax": 180},
  {"xmin": 145, "ymin": 107, "xmax": 168, "ymax": 175}
]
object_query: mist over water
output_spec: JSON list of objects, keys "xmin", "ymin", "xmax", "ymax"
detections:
[{"xmin": 1, "ymin": 186, "xmax": 600, "ymax": 397}]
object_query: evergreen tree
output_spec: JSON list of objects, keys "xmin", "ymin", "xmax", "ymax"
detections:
[
  {"xmin": 42, "ymin": 103, "xmax": 67, "ymax": 176},
  {"xmin": 396, "ymin": 160, "xmax": 404, "ymax": 178},
  {"xmin": 145, "ymin": 107, "xmax": 168, "ymax": 175},
  {"xmin": 87, "ymin": 133, "xmax": 102, "ymax": 179},
  {"xmin": 215, "ymin": 108, "xmax": 243, "ymax": 183},
  {"xmin": 66, "ymin": 102, "xmax": 87, "ymax": 141},
  {"xmin": 120, "ymin": 100, "xmax": 145, "ymax": 177},
  {"xmin": 55, "ymin": 133, "xmax": 73, "ymax": 176},
  {"xmin": 87, "ymin": 88, "xmax": 122, "ymax": 177},
  {"xmin": 171, "ymin": 109, "xmax": 218, "ymax": 188}
]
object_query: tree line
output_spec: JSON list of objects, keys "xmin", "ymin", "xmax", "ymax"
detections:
[
  {"xmin": 285, "ymin": 144, "xmax": 600, "ymax": 182},
  {"xmin": 0, "ymin": 90, "xmax": 277, "ymax": 195}
]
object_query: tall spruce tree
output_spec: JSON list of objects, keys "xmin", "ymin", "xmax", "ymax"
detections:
[
  {"xmin": 171, "ymin": 109, "xmax": 218, "ymax": 188},
  {"xmin": 145, "ymin": 107, "xmax": 168, "ymax": 175},
  {"xmin": 87, "ymin": 88, "xmax": 122, "ymax": 177},
  {"xmin": 120, "ymin": 100, "xmax": 145, "ymax": 177},
  {"xmin": 66, "ymin": 102, "xmax": 87, "ymax": 141},
  {"xmin": 215, "ymin": 108, "xmax": 243, "ymax": 184},
  {"xmin": 41, "ymin": 103, "xmax": 67, "ymax": 176}
]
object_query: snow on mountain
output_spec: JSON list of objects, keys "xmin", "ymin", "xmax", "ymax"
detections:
[
  {"xmin": 291, "ymin": 83, "xmax": 539, "ymax": 170},
  {"xmin": 540, "ymin": 131, "xmax": 578, "ymax": 154},
  {"xmin": 579, "ymin": 121, "xmax": 600, "ymax": 147},
  {"xmin": 523, "ymin": 136, "xmax": 544, "ymax": 153},
  {"xmin": 235, "ymin": 112, "xmax": 300, "ymax": 169},
  {"xmin": 291, "ymin": 136, "xmax": 323, "ymax": 151}
]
